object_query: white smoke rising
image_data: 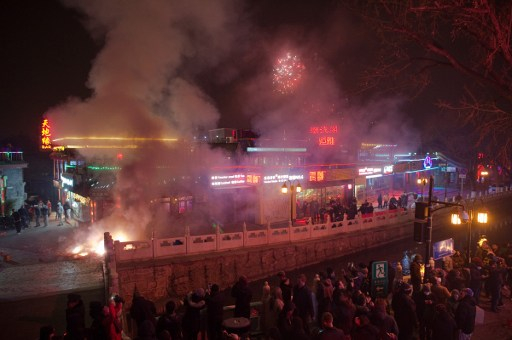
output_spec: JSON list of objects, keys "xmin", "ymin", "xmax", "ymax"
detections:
[
  {"xmin": 49, "ymin": 0, "xmax": 240, "ymax": 139},
  {"xmin": 46, "ymin": 0, "xmax": 243, "ymax": 242}
]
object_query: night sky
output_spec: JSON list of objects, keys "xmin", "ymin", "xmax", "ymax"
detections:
[{"xmin": 1, "ymin": 0, "xmax": 445, "ymax": 150}]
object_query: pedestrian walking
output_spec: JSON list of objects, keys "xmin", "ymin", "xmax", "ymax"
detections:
[
  {"xmin": 41, "ymin": 202, "xmax": 49, "ymax": 227},
  {"xmin": 12, "ymin": 209, "xmax": 21, "ymax": 234},
  {"xmin": 64, "ymin": 201, "xmax": 72, "ymax": 225},
  {"xmin": 34, "ymin": 202, "xmax": 41, "ymax": 227},
  {"xmin": 57, "ymin": 202, "xmax": 64, "ymax": 226}
]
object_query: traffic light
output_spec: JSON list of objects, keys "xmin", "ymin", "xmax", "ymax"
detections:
[
  {"xmin": 415, "ymin": 202, "xmax": 429, "ymax": 220},
  {"xmin": 414, "ymin": 221, "xmax": 426, "ymax": 243}
]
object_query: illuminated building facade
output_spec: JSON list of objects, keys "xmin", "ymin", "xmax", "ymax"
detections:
[{"xmin": 48, "ymin": 127, "xmax": 466, "ymax": 228}]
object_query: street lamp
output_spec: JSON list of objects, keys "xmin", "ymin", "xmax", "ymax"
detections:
[
  {"xmin": 281, "ymin": 180, "xmax": 302, "ymax": 225},
  {"xmin": 416, "ymin": 176, "xmax": 490, "ymax": 277},
  {"xmin": 450, "ymin": 205, "xmax": 488, "ymax": 263},
  {"xmin": 417, "ymin": 178, "xmax": 428, "ymax": 201}
]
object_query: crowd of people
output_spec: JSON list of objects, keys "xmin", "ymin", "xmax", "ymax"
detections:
[
  {"xmin": 297, "ymin": 192, "xmax": 410, "ymax": 225},
  {"xmin": 10, "ymin": 199, "xmax": 74, "ymax": 234},
  {"xmin": 38, "ymin": 238, "xmax": 511, "ymax": 340}
]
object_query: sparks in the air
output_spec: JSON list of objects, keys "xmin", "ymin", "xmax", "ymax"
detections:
[{"xmin": 273, "ymin": 52, "xmax": 306, "ymax": 94}]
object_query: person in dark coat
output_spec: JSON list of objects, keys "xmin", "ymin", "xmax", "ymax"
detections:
[
  {"xmin": 332, "ymin": 288, "xmax": 356, "ymax": 335},
  {"xmin": 156, "ymin": 300, "xmax": 182, "ymax": 340},
  {"xmin": 487, "ymin": 260, "xmax": 505, "ymax": 312},
  {"xmin": 130, "ymin": 290, "xmax": 157, "ymax": 337},
  {"xmin": 431, "ymin": 304, "xmax": 457, "ymax": 340},
  {"xmin": 278, "ymin": 271, "xmax": 293, "ymax": 304},
  {"xmin": 19, "ymin": 204, "xmax": 30, "ymax": 229},
  {"xmin": 392, "ymin": 283, "xmax": 418, "ymax": 340},
  {"xmin": 414, "ymin": 284, "xmax": 435, "ymax": 340},
  {"xmin": 65, "ymin": 293, "xmax": 86, "ymax": 340},
  {"xmin": 410, "ymin": 254, "xmax": 423, "ymax": 294},
  {"xmin": 468, "ymin": 258, "xmax": 486, "ymax": 305},
  {"xmin": 369, "ymin": 298, "xmax": 399, "ymax": 339},
  {"xmin": 292, "ymin": 274, "xmax": 314, "ymax": 331},
  {"xmin": 315, "ymin": 312, "xmax": 346, "ymax": 340},
  {"xmin": 12, "ymin": 209, "xmax": 21, "ymax": 234},
  {"xmin": 88, "ymin": 301, "xmax": 109, "ymax": 340},
  {"xmin": 182, "ymin": 288, "xmax": 206, "ymax": 340},
  {"xmin": 231, "ymin": 276, "xmax": 253, "ymax": 319},
  {"xmin": 455, "ymin": 288, "xmax": 476, "ymax": 338},
  {"xmin": 206, "ymin": 284, "xmax": 225, "ymax": 340}
]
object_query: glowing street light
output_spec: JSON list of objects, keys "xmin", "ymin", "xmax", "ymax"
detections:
[
  {"xmin": 417, "ymin": 178, "xmax": 428, "ymax": 201},
  {"xmin": 281, "ymin": 180, "xmax": 302, "ymax": 225},
  {"xmin": 450, "ymin": 205, "xmax": 489, "ymax": 263}
]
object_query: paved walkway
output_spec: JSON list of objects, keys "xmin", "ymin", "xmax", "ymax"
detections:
[{"xmin": 0, "ymin": 216, "xmax": 104, "ymax": 301}]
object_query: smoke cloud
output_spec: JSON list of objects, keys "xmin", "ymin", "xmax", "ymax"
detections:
[{"xmin": 46, "ymin": 1, "xmax": 420, "ymax": 245}]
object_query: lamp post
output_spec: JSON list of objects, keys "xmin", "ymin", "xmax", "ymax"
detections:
[
  {"xmin": 281, "ymin": 180, "xmax": 302, "ymax": 225},
  {"xmin": 417, "ymin": 178, "xmax": 428, "ymax": 201},
  {"xmin": 418, "ymin": 176, "xmax": 489, "ymax": 278},
  {"xmin": 450, "ymin": 203, "xmax": 488, "ymax": 263}
]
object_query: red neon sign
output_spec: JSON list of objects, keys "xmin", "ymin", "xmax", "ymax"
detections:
[
  {"xmin": 41, "ymin": 118, "xmax": 52, "ymax": 150},
  {"xmin": 309, "ymin": 171, "xmax": 326, "ymax": 182},
  {"xmin": 309, "ymin": 124, "xmax": 338, "ymax": 146},
  {"xmin": 309, "ymin": 125, "xmax": 338, "ymax": 134}
]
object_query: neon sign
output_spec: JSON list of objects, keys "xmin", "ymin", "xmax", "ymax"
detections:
[
  {"xmin": 383, "ymin": 165, "xmax": 394, "ymax": 174},
  {"xmin": 210, "ymin": 174, "xmax": 246, "ymax": 187},
  {"xmin": 246, "ymin": 174, "xmax": 261, "ymax": 184},
  {"xmin": 41, "ymin": 118, "xmax": 52, "ymax": 150},
  {"xmin": 423, "ymin": 156, "xmax": 432, "ymax": 169},
  {"xmin": 263, "ymin": 174, "xmax": 304, "ymax": 184},
  {"xmin": 309, "ymin": 171, "xmax": 325, "ymax": 182},
  {"xmin": 61, "ymin": 174, "xmax": 74, "ymax": 187},
  {"xmin": 309, "ymin": 125, "xmax": 338, "ymax": 134},
  {"xmin": 358, "ymin": 167, "xmax": 382, "ymax": 176},
  {"xmin": 309, "ymin": 124, "xmax": 339, "ymax": 146}
]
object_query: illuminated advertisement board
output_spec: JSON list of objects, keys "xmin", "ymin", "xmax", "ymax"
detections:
[
  {"xmin": 210, "ymin": 174, "xmax": 246, "ymax": 187},
  {"xmin": 61, "ymin": 174, "xmax": 74, "ymax": 188},
  {"xmin": 263, "ymin": 173, "xmax": 304, "ymax": 184},
  {"xmin": 383, "ymin": 165, "xmax": 394, "ymax": 174},
  {"xmin": 41, "ymin": 118, "xmax": 52, "ymax": 150},
  {"xmin": 358, "ymin": 167, "xmax": 382, "ymax": 176}
]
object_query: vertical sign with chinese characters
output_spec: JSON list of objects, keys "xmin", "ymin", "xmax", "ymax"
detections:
[{"xmin": 41, "ymin": 118, "xmax": 52, "ymax": 150}]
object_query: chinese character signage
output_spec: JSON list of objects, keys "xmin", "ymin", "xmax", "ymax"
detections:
[
  {"xmin": 41, "ymin": 118, "xmax": 52, "ymax": 150},
  {"xmin": 246, "ymin": 174, "xmax": 261, "ymax": 184},
  {"xmin": 210, "ymin": 174, "xmax": 246, "ymax": 187},
  {"xmin": 309, "ymin": 124, "xmax": 339, "ymax": 146},
  {"xmin": 309, "ymin": 171, "xmax": 326, "ymax": 182}
]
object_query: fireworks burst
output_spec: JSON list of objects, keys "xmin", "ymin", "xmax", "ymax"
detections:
[{"xmin": 273, "ymin": 52, "xmax": 306, "ymax": 94}]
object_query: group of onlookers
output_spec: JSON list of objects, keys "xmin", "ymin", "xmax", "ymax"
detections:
[{"xmin": 37, "ymin": 238, "xmax": 511, "ymax": 340}]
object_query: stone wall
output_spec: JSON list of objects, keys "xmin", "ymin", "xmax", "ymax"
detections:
[{"xmin": 115, "ymin": 217, "xmax": 414, "ymax": 307}]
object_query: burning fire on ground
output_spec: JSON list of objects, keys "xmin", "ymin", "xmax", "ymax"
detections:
[{"xmin": 66, "ymin": 230, "xmax": 130, "ymax": 258}]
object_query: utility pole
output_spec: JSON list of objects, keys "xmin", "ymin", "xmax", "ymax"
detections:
[{"xmin": 424, "ymin": 175, "xmax": 434, "ymax": 274}]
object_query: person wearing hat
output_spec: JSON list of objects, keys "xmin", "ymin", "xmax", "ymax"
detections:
[
  {"xmin": 65, "ymin": 293, "xmax": 85, "ymax": 340},
  {"xmin": 455, "ymin": 288, "xmax": 476, "ymax": 339}
]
